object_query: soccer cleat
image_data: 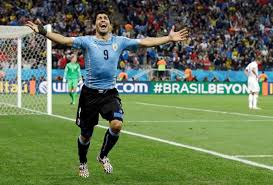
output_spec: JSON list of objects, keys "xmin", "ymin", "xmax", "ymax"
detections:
[
  {"xmin": 79, "ymin": 163, "xmax": 89, "ymax": 178},
  {"xmin": 253, "ymin": 107, "xmax": 261, "ymax": 110},
  {"xmin": 97, "ymin": 156, "xmax": 113, "ymax": 174}
]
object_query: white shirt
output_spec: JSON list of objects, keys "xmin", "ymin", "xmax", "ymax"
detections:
[{"xmin": 245, "ymin": 61, "xmax": 258, "ymax": 79}]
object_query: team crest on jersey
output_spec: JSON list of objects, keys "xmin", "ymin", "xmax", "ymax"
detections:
[{"xmin": 112, "ymin": 43, "xmax": 118, "ymax": 51}]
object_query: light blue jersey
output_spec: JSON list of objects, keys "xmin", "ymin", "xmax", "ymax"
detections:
[{"xmin": 72, "ymin": 35, "xmax": 140, "ymax": 89}]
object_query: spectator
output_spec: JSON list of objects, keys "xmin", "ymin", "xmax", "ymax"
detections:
[
  {"xmin": 211, "ymin": 76, "xmax": 219, "ymax": 82},
  {"xmin": 1, "ymin": 0, "xmax": 273, "ymax": 74},
  {"xmin": 118, "ymin": 70, "xmax": 128, "ymax": 81},
  {"xmin": 224, "ymin": 77, "xmax": 231, "ymax": 82},
  {"xmin": 157, "ymin": 57, "xmax": 167, "ymax": 78},
  {"xmin": 184, "ymin": 67, "xmax": 194, "ymax": 82},
  {"xmin": 259, "ymin": 71, "xmax": 268, "ymax": 82}
]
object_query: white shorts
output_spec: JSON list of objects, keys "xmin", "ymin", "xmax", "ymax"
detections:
[{"xmin": 248, "ymin": 78, "xmax": 260, "ymax": 93}]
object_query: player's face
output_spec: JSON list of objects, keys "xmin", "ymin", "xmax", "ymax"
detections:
[
  {"xmin": 71, "ymin": 54, "xmax": 77, "ymax": 63},
  {"xmin": 95, "ymin": 14, "xmax": 110, "ymax": 35}
]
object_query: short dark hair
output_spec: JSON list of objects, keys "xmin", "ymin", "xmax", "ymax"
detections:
[{"xmin": 93, "ymin": 10, "xmax": 111, "ymax": 24}]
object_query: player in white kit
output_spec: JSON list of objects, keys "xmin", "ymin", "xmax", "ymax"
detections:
[{"xmin": 244, "ymin": 58, "xmax": 262, "ymax": 109}]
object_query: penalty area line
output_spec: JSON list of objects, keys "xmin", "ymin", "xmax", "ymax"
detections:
[{"xmin": 49, "ymin": 113, "xmax": 273, "ymax": 172}]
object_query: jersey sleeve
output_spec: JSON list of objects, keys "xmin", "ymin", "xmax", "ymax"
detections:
[
  {"xmin": 72, "ymin": 36, "xmax": 89, "ymax": 49},
  {"xmin": 120, "ymin": 36, "xmax": 140, "ymax": 51}
]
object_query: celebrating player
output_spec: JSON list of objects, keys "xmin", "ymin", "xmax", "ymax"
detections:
[
  {"xmin": 244, "ymin": 57, "xmax": 262, "ymax": 110},
  {"xmin": 26, "ymin": 10, "xmax": 188, "ymax": 177},
  {"xmin": 63, "ymin": 53, "xmax": 82, "ymax": 105}
]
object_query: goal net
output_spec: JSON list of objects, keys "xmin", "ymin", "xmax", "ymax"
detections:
[{"xmin": 0, "ymin": 25, "xmax": 52, "ymax": 115}]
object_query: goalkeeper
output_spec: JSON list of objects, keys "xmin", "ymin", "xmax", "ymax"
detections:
[{"xmin": 63, "ymin": 53, "xmax": 82, "ymax": 105}]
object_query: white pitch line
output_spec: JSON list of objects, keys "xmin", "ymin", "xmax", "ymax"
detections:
[
  {"xmin": 136, "ymin": 102, "xmax": 273, "ymax": 119},
  {"xmin": 49, "ymin": 113, "xmax": 273, "ymax": 171},
  {"xmin": 3, "ymin": 102, "xmax": 273, "ymax": 170},
  {"xmin": 233, "ymin": 155, "xmax": 273, "ymax": 158}
]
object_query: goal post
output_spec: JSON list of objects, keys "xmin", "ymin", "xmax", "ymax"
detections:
[
  {"xmin": 46, "ymin": 25, "xmax": 52, "ymax": 115},
  {"xmin": 0, "ymin": 25, "xmax": 52, "ymax": 115}
]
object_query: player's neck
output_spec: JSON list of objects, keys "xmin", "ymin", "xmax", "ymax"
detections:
[{"xmin": 96, "ymin": 32, "xmax": 111, "ymax": 41}]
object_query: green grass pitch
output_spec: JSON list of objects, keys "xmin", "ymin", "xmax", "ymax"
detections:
[{"xmin": 1, "ymin": 94, "xmax": 273, "ymax": 185}]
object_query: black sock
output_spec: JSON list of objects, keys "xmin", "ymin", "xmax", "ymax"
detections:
[
  {"xmin": 99, "ymin": 129, "xmax": 119, "ymax": 159},
  {"xmin": 78, "ymin": 137, "xmax": 90, "ymax": 164}
]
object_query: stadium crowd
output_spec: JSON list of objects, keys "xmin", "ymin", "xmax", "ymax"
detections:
[
  {"xmin": 0, "ymin": 0, "xmax": 273, "ymax": 73},
  {"xmin": 116, "ymin": 0, "xmax": 273, "ymax": 71}
]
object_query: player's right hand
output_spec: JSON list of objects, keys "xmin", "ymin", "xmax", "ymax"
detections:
[{"xmin": 63, "ymin": 79, "xmax": 66, "ymax": 83}]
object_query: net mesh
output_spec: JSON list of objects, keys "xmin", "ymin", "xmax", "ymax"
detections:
[{"xmin": 0, "ymin": 26, "xmax": 48, "ymax": 115}]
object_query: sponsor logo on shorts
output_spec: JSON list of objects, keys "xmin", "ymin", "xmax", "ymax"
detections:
[
  {"xmin": 76, "ymin": 118, "xmax": 81, "ymax": 126},
  {"xmin": 114, "ymin": 112, "xmax": 123, "ymax": 118}
]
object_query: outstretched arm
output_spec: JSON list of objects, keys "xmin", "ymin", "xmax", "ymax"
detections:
[
  {"xmin": 25, "ymin": 21, "xmax": 73, "ymax": 46},
  {"xmin": 139, "ymin": 26, "xmax": 188, "ymax": 47}
]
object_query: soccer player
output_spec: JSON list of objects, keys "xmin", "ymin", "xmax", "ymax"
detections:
[
  {"xmin": 244, "ymin": 57, "xmax": 262, "ymax": 109},
  {"xmin": 63, "ymin": 53, "xmax": 82, "ymax": 105},
  {"xmin": 26, "ymin": 10, "xmax": 188, "ymax": 177}
]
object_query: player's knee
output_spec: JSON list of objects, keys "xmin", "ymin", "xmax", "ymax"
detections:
[
  {"xmin": 80, "ymin": 135, "xmax": 90, "ymax": 144},
  {"xmin": 110, "ymin": 120, "xmax": 122, "ymax": 133}
]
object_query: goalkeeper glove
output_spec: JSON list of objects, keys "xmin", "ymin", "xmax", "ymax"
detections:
[
  {"xmin": 78, "ymin": 78, "xmax": 83, "ymax": 84},
  {"xmin": 63, "ymin": 78, "xmax": 66, "ymax": 83}
]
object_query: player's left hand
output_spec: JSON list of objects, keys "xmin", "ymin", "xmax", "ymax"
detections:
[{"xmin": 169, "ymin": 26, "xmax": 189, "ymax": 42}]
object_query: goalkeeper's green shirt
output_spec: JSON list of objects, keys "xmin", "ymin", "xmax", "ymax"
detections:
[{"xmin": 63, "ymin": 62, "xmax": 81, "ymax": 80}]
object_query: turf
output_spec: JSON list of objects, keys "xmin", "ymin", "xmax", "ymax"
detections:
[{"xmin": 1, "ymin": 94, "xmax": 273, "ymax": 185}]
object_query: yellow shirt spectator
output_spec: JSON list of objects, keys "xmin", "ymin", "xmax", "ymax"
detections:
[{"xmin": 157, "ymin": 59, "xmax": 166, "ymax": 71}]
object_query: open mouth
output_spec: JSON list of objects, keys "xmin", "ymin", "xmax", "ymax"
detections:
[{"xmin": 100, "ymin": 23, "xmax": 107, "ymax": 29}]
